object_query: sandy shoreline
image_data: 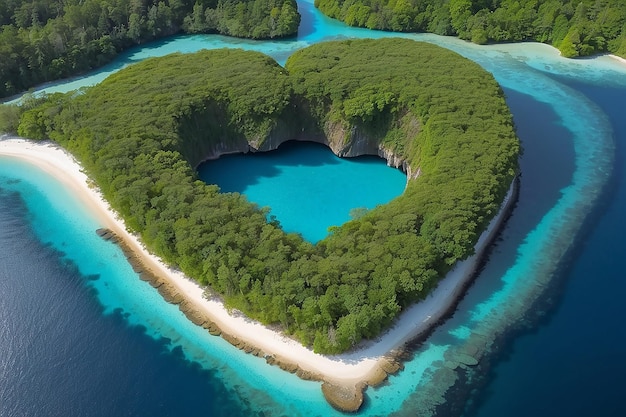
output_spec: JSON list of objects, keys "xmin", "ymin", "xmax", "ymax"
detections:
[
  {"xmin": 0, "ymin": 135, "xmax": 516, "ymax": 409},
  {"xmin": 609, "ymin": 54, "xmax": 626, "ymax": 68}
]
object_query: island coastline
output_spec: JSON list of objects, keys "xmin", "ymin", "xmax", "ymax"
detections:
[
  {"xmin": 609, "ymin": 54, "xmax": 626, "ymax": 67},
  {"xmin": 0, "ymin": 135, "xmax": 518, "ymax": 412}
]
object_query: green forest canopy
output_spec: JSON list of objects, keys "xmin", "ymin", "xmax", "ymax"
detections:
[
  {"xmin": 315, "ymin": 0, "xmax": 626, "ymax": 58},
  {"xmin": 0, "ymin": 0, "xmax": 300, "ymax": 98},
  {"xmin": 3, "ymin": 0, "xmax": 625, "ymax": 100},
  {"xmin": 10, "ymin": 39, "xmax": 519, "ymax": 353}
]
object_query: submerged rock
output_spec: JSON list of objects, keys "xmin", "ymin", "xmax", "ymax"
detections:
[
  {"xmin": 366, "ymin": 366, "xmax": 389, "ymax": 386},
  {"xmin": 321, "ymin": 382, "xmax": 365, "ymax": 413},
  {"xmin": 295, "ymin": 367, "xmax": 320, "ymax": 381},
  {"xmin": 379, "ymin": 357, "xmax": 404, "ymax": 374},
  {"xmin": 158, "ymin": 284, "xmax": 184, "ymax": 304},
  {"xmin": 95, "ymin": 228, "xmax": 112, "ymax": 238},
  {"xmin": 453, "ymin": 353, "xmax": 479, "ymax": 366}
]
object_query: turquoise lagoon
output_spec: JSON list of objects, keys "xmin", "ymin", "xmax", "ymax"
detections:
[
  {"xmin": 197, "ymin": 141, "xmax": 407, "ymax": 243},
  {"xmin": 2, "ymin": 1, "xmax": 626, "ymax": 415}
]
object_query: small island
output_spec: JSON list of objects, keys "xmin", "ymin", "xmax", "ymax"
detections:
[
  {"xmin": 1, "ymin": 38, "xmax": 519, "ymax": 411},
  {"xmin": 315, "ymin": 0, "xmax": 626, "ymax": 59}
]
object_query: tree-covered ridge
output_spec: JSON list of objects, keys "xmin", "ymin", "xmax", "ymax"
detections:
[
  {"xmin": 10, "ymin": 39, "xmax": 519, "ymax": 353},
  {"xmin": 315, "ymin": 0, "xmax": 626, "ymax": 58},
  {"xmin": 184, "ymin": 0, "xmax": 300, "ymax": 39},
  {"xmin": 0, "ymin": 0, "xmax": 299, "ymax": 98}
]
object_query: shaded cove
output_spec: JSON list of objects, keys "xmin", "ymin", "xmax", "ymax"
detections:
[{"xmin": 197, "ymin": 141, "xmax": 407, "ymax": 243}]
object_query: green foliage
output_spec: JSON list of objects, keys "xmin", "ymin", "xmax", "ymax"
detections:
[
  {"xmin": 315, "ymin": 0, "xmax": 626, "ymax": 59},
  {"xmin": 0, "ymin": 103, "xmax": 22, "ymax": 133},
  {"xmin": 0, "ymin": 0, "xmax": 299, "ymax": 98},
  {"xmin": 184, "ymin": 0, "xmax": 299, "ymax": 39},
  {"xmin": 17, "ymin": 40, "xmax": 519, "ymax": 353}
]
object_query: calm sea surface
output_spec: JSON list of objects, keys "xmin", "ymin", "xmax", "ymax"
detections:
[
  {"xmin": 0, "ymin": 189, "xmax": 248, "ymax": 417},
  {"xmin": 464, "ymin": 77, "xmax": 626, "ymax": 417},
  {"xmin": 2, "ymin": 1, "xmax": 626, "ymax": 416}
]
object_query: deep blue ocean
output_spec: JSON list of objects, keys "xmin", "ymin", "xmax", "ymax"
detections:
[
  {"xmin": 2, "ymin": 1, "xmax": 626, "ymax": 416},
  {"xmin": 465, "ymin": 78, "xmax": 626, "ymax": 417},
  {"xmin": 0, "ymin": 190, "xmax": 250, "ymax": 417}
]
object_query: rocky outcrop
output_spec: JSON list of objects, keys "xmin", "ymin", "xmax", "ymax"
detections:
[
  {"xmin": 96, "ymin": 227, "xmax": 223, "ymax": 335},
  {"xmin": 184, "ymin": 94, "xmax": 419, "ymax": 181},
  {"xmin": 321, "ymin": 120, "xmax": 378, "ymax": 157},
  {"xmin": 378, "ymin": 146, "xmax": 417, "ymax": 180},
  {"xmin": 379, "ymin": 357, "xmax": 404, "ymax": 374},
  {"xmin": 206, "ymin": 139, "xmax": 251, "ymax": 161},
  {"xmin": 321, "ymin": 381, "xmax": 366, "ymax": 413},
  {"xmin": 366, "ymin": 366, "xmax": 389, "ymax": 386}
]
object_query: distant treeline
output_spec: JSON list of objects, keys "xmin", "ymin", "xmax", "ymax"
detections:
[
  {"xmin": 3, "ymin": 39, "xmax": 519, "ymax": 353},
  {"xmin": 0, "ymin": 0, "xmax": 300, "ymax": 98},
  {"xmin": 316, "ymin": 0, "xmax": 626, "ymax": 58}
]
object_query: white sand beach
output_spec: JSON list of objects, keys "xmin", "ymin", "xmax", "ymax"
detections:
[
  {"xmin": 0, "ymin": 136, "xmax": 515, "ymax": 387},
  {"xmin": 609, "ymin": 54, "xmax": 626, "ymax": 67}
]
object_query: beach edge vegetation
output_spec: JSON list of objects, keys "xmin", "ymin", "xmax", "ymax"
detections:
[
  {"xmin": 6, "ymin": 39, "xmax": 519, "ymax": 354},
  {"xmin": 315, "ymin": 0, "xmax": 626, "ymax": 59}
]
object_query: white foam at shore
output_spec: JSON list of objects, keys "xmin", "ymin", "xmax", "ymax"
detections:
[{"xmin": 0, "ymin": 135, "xmax": 515, "ymax": 384}]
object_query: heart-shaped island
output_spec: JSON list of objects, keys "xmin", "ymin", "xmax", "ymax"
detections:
[{"xmin": 16, "ymin": 37, "xmax": 519, "ymax": 410}]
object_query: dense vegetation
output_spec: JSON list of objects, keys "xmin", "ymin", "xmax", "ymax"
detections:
[
  {"xmin": 0, "ymin": 0, "xmax": 300, "ymax": 98},
  {"xmin": 316, "ymin": 0, "xmax": 626, "ymax": 58},
  {"xmin": 6, "ymin": 39, "xmax": 519, "ymax": 353}
]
